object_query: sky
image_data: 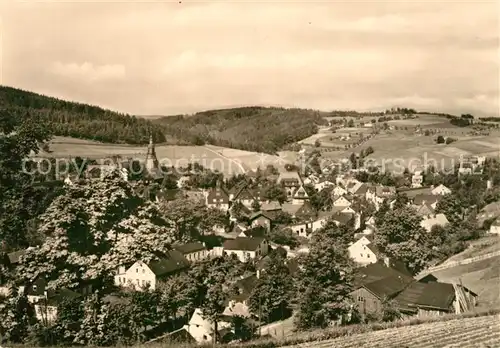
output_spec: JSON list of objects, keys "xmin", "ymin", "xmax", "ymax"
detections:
[{"xmin": 1, "ymin": 0, "xmax": 498, "ymax": 117}]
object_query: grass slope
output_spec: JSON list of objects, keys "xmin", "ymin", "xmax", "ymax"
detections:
[{"xmin": 40, "ymin": 137, "xmax": 291, "ymax": 176}]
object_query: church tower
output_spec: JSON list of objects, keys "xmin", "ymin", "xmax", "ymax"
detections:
[{"xmin": 144, "ymin": 133, "xmax": 160, "ymax": 177}]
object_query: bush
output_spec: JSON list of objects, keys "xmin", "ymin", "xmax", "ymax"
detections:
[{"xmin": 437, "ymin": 135, "xmax": 445, "ymax": 144}]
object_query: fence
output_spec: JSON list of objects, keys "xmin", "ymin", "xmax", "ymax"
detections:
[{"xmin": 419, "ymin": 250, "xmax": 500, "ymax": 276}]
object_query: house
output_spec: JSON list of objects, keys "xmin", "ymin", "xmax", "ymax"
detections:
[
  {"xmin": 333, "ymin": 195, "xmax": 352, "ymax": 207},
  {"xmin": 420, "ymin": 213, "xmax": 449, "ymax": 232},
  {"xmin": 394, "ymin": 281, "xmax": 478, "ymax": 317},
  {"xmin": 223, "ymin": 274, "xmax": 259, "ymax": 319},
  {"xmin": 413, "ymin": 194, "xmax": 442, "ymax": 209},
  {"xmin": 290, "ymin": 221, "xmax": 311, "ymax": 238},
  {"xmin": 478, "ymin": 201, "xmax": 500, "ymax": 224},
  {"xmin": 488, "ymin": 217, "xmax": 500, "ymax": 235},
  {"xmin": 303, "ymin": 175, "xmax": 320, "ymax": 185},
  {"xmin": 348, "ymin": 236, "xmax": 378, "ymax": 265},
  {"xmin": 175, "ymin": 242, "xmax": 209, "ymax": 262},
  {"xmin": 411, "ymin": 171, "xmax": 423, "ymax": 188},
  {"xmin": 206, "ymin": 185, "xmax": 230, "ymax": 212},
  {"xmin": 330, "ymin": 212, "xmax": 355, "ymax": 226},
  {"xmin": 277, "ymin": 171, "xmax": 302, "ymax": 199},
  {"xmin": 34, "ymin": 288, "xmax": 82, "ymax": 324},
  {"xmin": 332, "ymin": 185, "xmax": 348, "ymax": 198},
  {"xmin": 414, "ymin": 203, "xmax": 435, "ymax": 217},
  {"xmin": 351, "ymin": 261, "xmax": 414, "ymax": 316},
  {"xmin": 177, "ymin": 175, "xmax": 191, "ymax": 188},
  {"xmin": 366, "ymin": 185, "xmax": 396, "ymax": 207},
  {"xmin": 249, "ymin": 211, "xmax": 273, "ymax": 232},
  {"xmin": 223, "ymin": 237, "xmax": 269, "ymax": 262},
  {"xmin": 114, "ymin": 251, "xmax": 190, "ymax": 291},
  {"xmin": 260, "ymin": 201, "xmax": 282, "ymax": 212},
  {"xmin": 281, "ymin": 201, "xmax": 316, "ymax": 220},
  {"xmin": 291, "ymin": 185, "xmax": 309, "ymax": 205},
  {"xmin": 232, "ymin": 185, "xmax": 257, "ymax": 209},
  {"xmin": 239, "ymin": 226, "xmax": 267, "ymax": 238},
  {"xmin": 396, "ymin": 187, "xmax": 433, "ymax": 200},
  {"xmin": 314, "ymin": 180, "xmax": 334, "ymax": 192},
  {"xmin": 183, "ymin": 308, "xmax": 232, "ymax": 344},
  {"xmin": 431, "ymin": 184, "xmax": 451, "ymax": 196}
]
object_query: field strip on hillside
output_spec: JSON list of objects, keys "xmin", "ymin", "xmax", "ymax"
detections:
[{"xmin": 283, "ymin": 315, "xmax": 499, "ymax": 348}]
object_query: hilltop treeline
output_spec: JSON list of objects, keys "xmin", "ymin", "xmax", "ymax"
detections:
[
  {"xmin": 0, "ymin": 86, "xmax": 165, "ymax": 144},
  {"xmin": 155, "ymin": 106, "xmax": 328, "ymax": 153}
]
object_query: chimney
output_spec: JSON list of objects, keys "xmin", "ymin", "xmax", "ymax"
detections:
[{"xmin": 383, "ymin": 256, "xmax": 390, "ymax": 268}]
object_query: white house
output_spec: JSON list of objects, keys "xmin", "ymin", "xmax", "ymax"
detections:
[
  {"xmin": 333, "ymin": 195, "xmax": 352, "ymax": 207},
  {"xmin": 183, "ymin": 308, "xmax": 232, "ymax": 344},
  {"xmin": 291, "ymin": 185, "xmax": 309, "ymax": 205},
  {"xmin": 223, "ymin": 237, "xmax": 269, "ymax": 262},
  {"xmin": 222, "ymin": 274, "xmax": 258, "ymax": 319},
  {"xmin": 431, "ymin": 184, "xmax": 451, "ymax": 196},
  {"xmin": 314, "ymin": 180, "xmax": 334, "ymax": 192},
  {"xmin": 33, "ymin": 289, "xmax": 82, "ymax": 324},
  {"xmin": 175, "ymin": 242, "xmax": 210, "ymax": 263},
  {"xmin": 348, "ymin": 236, "xmax": 378, "ymax": 265},
  {"xmin": 332, "ymin": 185, "xmax": 348, "ymax": 198},
  {"xmin": 290, "ymin": 222, "xmax": 310, "ymax": 238},
  {"xmin": 488, "ymin": 217, "xmax": 500, "ymax": 235},
  {"xmin": 114, "ymin": 251, "xmax": 190, "ymax": 291},
  {"xmin": 412, "ymin": 171, "xmax": 423, "ymax": 188},
  {"xmin": 205, "ymin": 186, "xmax": 230, "ymax": 212},
  {"xmin": 420, "ymin": 213, "xmax": 450, "ymax": 232}
]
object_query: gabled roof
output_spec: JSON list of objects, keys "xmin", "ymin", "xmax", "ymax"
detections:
[
  {"xmin": 242, "ymin": 226, "xmax": 267, "ymax": 238},
  {"xmin": 234, "ymin": 186, "xmax": 255, "ymax": 201},
  {"xmin": 362, "ymin": 274, "xmax": 410, "ymax": 300},
  {"xmin": 354, "ymin": 261, "xmax": 414, "ymax": 288},
  {"xmin": 174, "ymin": 242, "xmax": 206, "ymax": 255},
  {"xmin": 223, "ymin": 237, "xmax": 265, "ymax": 251},
  {"xmin": 261, "ymin": 201, "xmax": 282, "ymax": 211},
  {"xmin": 293, "ymin": 185, "xmax": 309, "ymax": 199},
  {"xmin": 415, "ymin": 203, "xmax": 435, "ymax": 216},
  {"xmin": 249, "ymin": 211, "xmax": 273, "ymax": 222},
  {"xmin": 394, "ymin": 281, "xmax": 458, "ymax": 312},
  {"xmin": 147, "ymin": 250, "xmax": 190, "ymax": 277},
  {"xmin": 413, "ymin": 194, "xmax": 442, "ymax": 206},
  {"xmin": 45, "ymin": 288, "xmax": 82, "ymax": 307},
  {"xmin": 207, "ymin": 186, "xmax": 230, "ymax": 203},
  {"xmin": 231, "ymin": 275, "xmax": 259, "ymax": 301},
  {"xmin": 396, "ymin": 187, "xmax": 433, "ymax": 199},
  {"xmin": 7, "ymin": 250, "xmax": 25, "ymax": 265},
  {"xmin": 330, "ymin": 212, "xmax": 353, "ymax": 225}
]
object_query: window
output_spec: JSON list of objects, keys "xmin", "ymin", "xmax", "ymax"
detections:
[
  {"xmin": 203, "ymin": 335, "xmax": 208, "ymax": 341},
  {"xmin": 33, "ymin": 285, "xmax": 38, "ymax": 292},
  {"xmin": 142, "ymin": 268, "xmax": 145, "ymax": 274},
  {"xmin": 137, "ymin": 279, "xmax": 140, "ymax": 285},
  {"xmin": 136, "ymin": 268, "xmax": 138, "ymax": 273},
  {"xmin": 367, "ymin": 254, "xmax": 370, "ymax": 258},
  {"xmin": 357, "ymin": 296, "xmax": 364, "ymax": 302},
  {"xmin": 142, "ymin": 280, "xmax": 146, "ymax": 286},
  {"xmin": 360, "ymin": 253, "xmax": 363, "ymax": 257}
]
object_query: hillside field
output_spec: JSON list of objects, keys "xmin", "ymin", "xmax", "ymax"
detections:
[
  {"xmin": 280, "ymin": 314, "xmax": 499, "ymax": 348},
  {"xmin": 38, "ymin": 137, "xmax": 291, "ymax": 176}
]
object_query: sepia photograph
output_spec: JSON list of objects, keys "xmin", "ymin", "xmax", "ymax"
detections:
[{"xmin": 0, "ymin": 0, "xmax": 498, "ymax": 347}]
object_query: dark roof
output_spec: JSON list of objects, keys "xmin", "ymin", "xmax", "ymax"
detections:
[
  {"xmin": 419, "ymin": 274, "xmax": 439, "ymax": 283},
  {"xmin": 413, "ymin": 194, "xmax": 441, "ymax": 205},
  {"xmin": 362, "ymin": 274, "xmax": 410, "ymax": 299},
  {"xmin": 366, "ymin": 243, "xmax": 379, "ymax": 255},
  {"xmin": 249, "ymin": 211, "xmax": 273, "ymax": 222},
  {"xmin": 354, "ymin": 261, "xmax": 414, "ymax": 288},
  {"xmin": 242, "ymin": 226, "xmax": 267, "ymax": 238},
  {"xmin": 7, "ymin": 250, "xmax": 26, "ymax": 265},
  {"xmin": 394, "ymin": 281, "xmax": 459, "ymax": 312},
  {"xmin": 234, "ymin": 186, "xmax": 255, "ymax": 201},
  {"xmin": 295, "ymin": 201, "xmax": 316, "ymax": 220},
  {"xmin": 354, "ymin": 183, "xmax": 371, "ymax": 195},
  {"xmin": 156, "ymin": 189, "xmax": 183, "ymax": 201},
  {"xmin": 44, "ymin": 288, "xmax": 82, "ymax": 307},
  {"xmin": 223, "ymin": 237, "xmax": 265, "ymax": 251},
  {"xmin": 396, "ymin": 187, "xmax": 433, "ymax": 199},
  {"xmin": 147, "ymin": 250, "xmax": 190, "ymax": 277},
  {"xmin": 331, "ymin": 212, "xmax": 353, "ymax": 225},
  {"xmin": 231, "ymin": 275, "xmax": 259, "ymax": 301},
  {"xmin": 174, "ymin": 242, "xmax": 206, "ymax": 255},
  {"xmin": 207, "ymin": 187, "xmax": 230, "ymax": 203}
]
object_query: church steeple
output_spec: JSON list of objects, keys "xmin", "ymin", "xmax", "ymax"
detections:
[{"xmin": 144, "ymin": 131, "xmax": 160, "ymax": 177}]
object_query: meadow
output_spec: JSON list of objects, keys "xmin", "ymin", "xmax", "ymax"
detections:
[{"xmin": 39, "ymin": 137, "xmax": 291, "ymax": 176}]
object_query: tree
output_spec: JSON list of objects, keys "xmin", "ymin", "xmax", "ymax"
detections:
[
  {"xmin": 251, "ymin": 199, "xmax": 261, "ymax": 212},
  {"xmin": 249, "ymin": 252, "xmax": 293, "ymax": 323},
  {"xmin": 294, "ymin": 224, "xmax": 355, "ymax": 329},
  {"xmin": 200, "ymin": 283, "xmax": 226, "ymax": 345},
  {"xmin": 374, "ymin": 206, "xmax": 431, "ymax": 274},
  {"xmin": 347, "ymin": 119, "xmax": 355, "ymax": 127},
  {"xmin": 269, "ymin": 227, "xmax": 299, "ymax": 248},
  {"xmin": 436, "ymin": 135, "xmax": 445, "ymax": 144},
  {"xmin": 314, "ymin": 139, "xmax": 321, "ymax": 147},
  {"xmin": 263, "ymin": 184, "xmax": 287, "ymax": 204},
  {"xmin": 17, "ymin": 172, "xmax": 176, "ymax": 291},
  {"xmin": 0, "ymin": 287, "xmax": 36, "ymax": 343},
  {"xmin": 435, "ymin": 193, "xmax": 463, "ymax": 224},
  {"xmin": 0, "ymin": 110, "xmax": 54, "ymax": 250},
  {"xmin": 230, "ymin": 200, "xmax": 248, "ymax": 223}
]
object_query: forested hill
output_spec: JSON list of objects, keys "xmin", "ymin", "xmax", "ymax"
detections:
[
  {"xmin": 0, "ymin": 86, "xmax": 165, "ymax": 144},
  {"xmin": 154, "ymin": 107, "xmax": 328, "ymax": 153}
]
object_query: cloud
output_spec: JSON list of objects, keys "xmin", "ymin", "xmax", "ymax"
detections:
[
  {"xmin": 0, "ymin": 0, "xmax": 498, "ymax": 116},
  {"xmin": 48, "ymin": 62, "xmax": 126, "ymax": 82}
]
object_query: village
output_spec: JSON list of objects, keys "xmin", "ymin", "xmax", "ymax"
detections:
[{"xmin": 1, "ymin": 132, "xmax": 498, "ymax": 346}]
